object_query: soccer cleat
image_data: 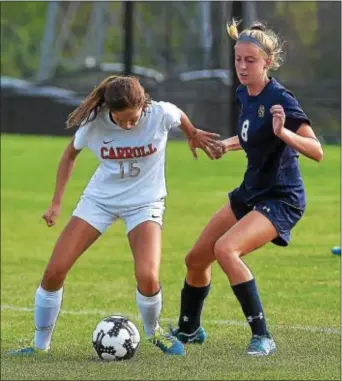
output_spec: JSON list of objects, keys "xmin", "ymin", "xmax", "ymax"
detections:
[
  {"xmin": 7, "ymin": 346, "xmax": 49, "ymax": 356},
  {"xmin": 170, "ymin": 325, "xmax": 207, "ymax": 344},
  {"xmin": 8, "ymin": 340, "xmax": 50, "ymax": 357},
  {"xmin": 148, "ymin": 327, "xmax": 185, "ymax": 355},
  {"xmin": 247, "ymin": 334, "xmax": 276, "ymax": 356}
]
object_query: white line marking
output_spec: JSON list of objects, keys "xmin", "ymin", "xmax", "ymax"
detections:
[{"xmin": 1, "ymin": 304, "xmax": 340, "ymax": 335}]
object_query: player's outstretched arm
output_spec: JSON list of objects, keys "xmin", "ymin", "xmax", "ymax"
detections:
[
  {"xmin": 178, "ymin": 111, "xmax": 223, "ymax": 160},
  {"xmin": 42, "ymin": 139, "xmax": 82, "ymax": 227},
  {"xmin": 221, "ymin": 135, "xmax": 242, "ymax": 153}
]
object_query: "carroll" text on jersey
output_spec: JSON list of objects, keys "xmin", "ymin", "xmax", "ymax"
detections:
[{"xmin": 100, "ymin": 144, "xmax": 157, "ymax": 160}]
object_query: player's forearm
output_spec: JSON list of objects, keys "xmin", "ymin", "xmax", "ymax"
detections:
[
  {"xmin": 222, "ymin": 135, "xmax": 242, "ymax": 152},
  {"xmin": 51, "ymin": 145, "xmax": 79, "ymax": 204},
  {"xmin": 178, "ymin": 111, "xmax": 198, "ymax": 138},
  {"xmin": 51, "ymin": 157, "xmax": 76, "ymax": 205},
  {"xmin": 278, "ymin": 128, "xmax": 323, "ymax": 162}
]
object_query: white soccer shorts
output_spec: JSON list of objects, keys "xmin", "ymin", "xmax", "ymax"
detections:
[{"xmin": 72, "ymin": 196, "xmax": 165, "ymax": 234}]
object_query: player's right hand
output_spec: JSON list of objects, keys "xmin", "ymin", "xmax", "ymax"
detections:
[
  {"xmin": 42, "ymin": 203, "xmax": 61, "ymax": 227},
  {"xmin": 188, "ymin": 129, "xmax": 224, "ymax": 160}
]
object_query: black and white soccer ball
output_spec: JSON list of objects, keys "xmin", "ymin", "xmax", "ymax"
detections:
[{"xmin": 92, "ymin": 315, "xmax": 140, "ymax": 361}]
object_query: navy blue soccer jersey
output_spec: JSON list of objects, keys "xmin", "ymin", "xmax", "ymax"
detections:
[{"xmin": 234, "ymin": 77, "xmax": 310, "ymax": 208}]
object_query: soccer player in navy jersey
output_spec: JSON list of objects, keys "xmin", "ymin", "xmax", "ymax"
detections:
[{"xmin": 171, "ymin": 19, "xmax": 323, "ymax": 356}]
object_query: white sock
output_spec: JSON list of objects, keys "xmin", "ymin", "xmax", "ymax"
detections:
[
  {"xmin": 136, "ymin": 288, "xmax": 162, "ymax": 337},
  {"xmin": 34, "ymin": 285, "xmax": 63, "ymax": 350}
]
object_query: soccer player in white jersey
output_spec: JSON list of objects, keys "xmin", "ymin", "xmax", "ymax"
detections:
[{"xmin": 9, "ymin": 75, "xmax": 222, "ymax": 357}]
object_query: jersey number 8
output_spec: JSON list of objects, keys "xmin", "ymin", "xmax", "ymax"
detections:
[{"xmin": 241, "ymin": 119, "xmax": 249, "ymax": 142}]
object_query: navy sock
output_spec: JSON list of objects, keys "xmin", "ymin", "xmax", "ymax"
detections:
[
  {"xmin": 178, "ymin": 280, "xmax": 210, "ymax": 334},
  {"xmin": 232, "ymin": 278, "xmax": 268, "ymax": 337}
]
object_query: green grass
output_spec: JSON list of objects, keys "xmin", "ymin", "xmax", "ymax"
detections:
[{"xmin": 1, "ymin": 134, "xmax": 340, "ymax": 380}]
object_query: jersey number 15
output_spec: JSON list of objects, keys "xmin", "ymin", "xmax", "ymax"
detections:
[{"xmin": 119, "ymin": 160, "xmax": 141, "ymax": 179}]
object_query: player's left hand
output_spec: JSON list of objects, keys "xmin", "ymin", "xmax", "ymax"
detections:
[
  {"xmin": 270, "ymin": 104, "xmax": 286, "ymax": 137},
  {"xmin": 188, "ymin": 129, "xmax": 223, "ymax": 160}
]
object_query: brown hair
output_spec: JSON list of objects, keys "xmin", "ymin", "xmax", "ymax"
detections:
[
  {"xmin": 66, "ymin": 75, "xmax": 151, "ymax": 129},
  {"xmin": 227, "ymin": 19, "xmax": 285, "ymax": 70}
]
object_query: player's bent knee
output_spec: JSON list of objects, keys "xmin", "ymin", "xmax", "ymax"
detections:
[
  {"xmin": 185, "ymin": 250, "xmax": 212, "ymax": 272},
  {"xmin": 214, "ymin": 241, "xmax": 240, "ymax": 263},
  {"xmin": 135, "ymin": 272, "xmax": 160, "ymax": 296}
]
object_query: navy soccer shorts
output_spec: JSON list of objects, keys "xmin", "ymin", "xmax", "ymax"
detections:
[{"xmin": 228, "ymin": 188, "xmax": 305, "ymax": 247}]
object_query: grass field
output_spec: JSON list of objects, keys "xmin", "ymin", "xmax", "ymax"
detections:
[{"xmin": 1, "ymin": 134, "xmax": 340, "ymax": 380}]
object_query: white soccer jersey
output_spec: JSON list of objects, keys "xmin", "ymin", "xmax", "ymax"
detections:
[{"xmin": 73, "ymin": 101, "xmax": 182, "ymax": 208}]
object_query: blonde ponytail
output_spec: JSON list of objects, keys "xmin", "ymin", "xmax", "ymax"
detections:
[{"xmin": 226, "ymin": 18, "xmax": 241, "ymax": 40}]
